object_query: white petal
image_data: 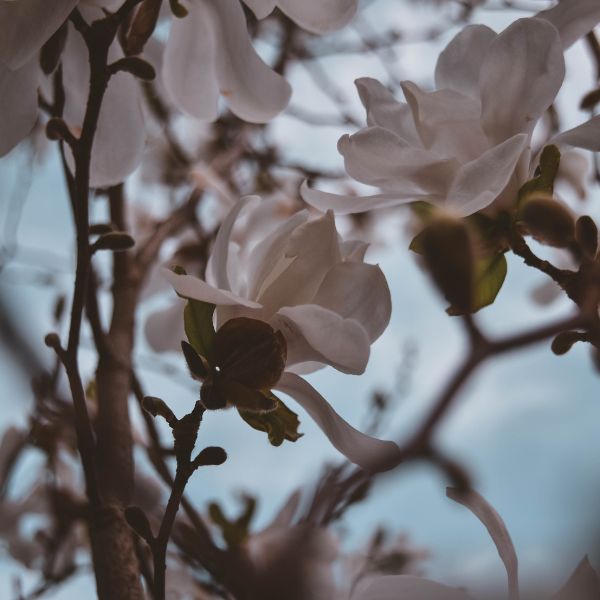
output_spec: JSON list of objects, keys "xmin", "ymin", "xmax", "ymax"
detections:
[
  {"xmin": 338, "ymin": 127, "xmax": 459, "ymax": 195},
  {"xmin": 163, "ymin": 0, "xmax": 219, "ymax": 121},
  {"xmin": 62, "ymin": 26, "xmax": 146, "ymax": 187},
  {"xmin": 446, "ymin": 133, "xmax": 528, "ymax": 217},
  {"xmin": 243, "ymin": 0, "xmax": 277, "ymax": 19},
  {"xmin": 277, "ymin": 0, "xmax": 357, "ymax": 34},
  {"xmin": 434, "ymin": 24, "xmax": 497, "ymax": 100},
  {"xmin": 210, "ymin": 0, "xmax": 291, "ymax": 123},
  {"xmin": 211, "ymin": 195, "xmax": 261, "ymax": 292},
  {"xmin": 0, "ymin": 57, "xmax": 38, "ymax": 157},
  {"xmin": 275, "ymin": 373, "xmax": 402, "ymax": 472},
  {"xmin": 340, "ymin": 240, "xmax": 369, "ymax": 262},
  {"xmin": 356, "ymin": 575, "xmax": 477, "ymax": 600},
  {"xmin": 257, "ymin": 211, "xmax": 342, "ymax": 318},
  {"xmin": 355, "ymin": 77, "xmax": 422, "ymax": 148},
  {"xmin": 246, "ymin": 210, "xmax": 310, "ymax": 302},
  {"xmin": 550, "ymin": 556, "xmax": 600, "ymax": 600},
  {"xmin": 277, "ymin": 304, "xmax": 371, "ymax": 374},
  {"xmin": 160, "ymin": 267, "xmax": 262, "ymax": 308},
  {"xmin": 401, "ymin": 81, "xmax": 488, "ymax": 163},
  {"xmin": 447, "ymin": 487, "xmax": 519, "ymax": 600},
  {"xmin": 536, "ymin": 0, "xmax": 600, "ymax": 50},
  {"xmin": 311, "ymin": 262, "xmax": 391, "ymax": 343},
  {"xmin": 144, "ymin": 300, "xmax": 186, "ymax": 354},
  {"xmin": 479, "ymin": 18, "xmax": 565, "ymax": 146},
  {"xmin": 301, "ymin": 182, "xmax": 430, "ymax": 215},
  {"xmin": 0, "ymin": 0, "xmax": 79, "ymax": 70}
]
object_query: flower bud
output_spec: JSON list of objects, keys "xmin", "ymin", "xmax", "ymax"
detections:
[
  {"xmin": 92, "ymin": 232, "xmax": 135, "ymax": 252},
  {"xmin": 420, "ymin": 218, "xmax": 474, "ymax": 314},
  {"xmin": 45, "ymin": 118, "xmax": 71, "ymax": 142},
  {"xmin": 521, "ymin": 198, "xmax": 575, "ymax": 248},
  {"xmin": 580, "ymin": 88, "xmax": 600, "ymax": 111},
  {"xmin": 127, "ymin": 0, "xmax": 162, "ymax": 56},
  {"xmin": 551, "ymin": 331, "xmax": 584, "ymax": 355},
  {"xmin": 194, "ymin": 446, "xmax": 227, "ymax": 467},
  {"xmin": 576, "ymin": 216, "xmax": 598, "ymax": 259},
  {"xmin": 124, "ymin": 506, "xmax": 154, "ymax": 542},
  {"xmin": 142, "ymin": 396, "xmax": 175, "ymax": 422}
]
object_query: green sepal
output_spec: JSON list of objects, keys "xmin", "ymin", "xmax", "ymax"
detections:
[
  {"xmin": 208, "ymin": 496, "xmax": 256, "ymax": 547},
  {"xmin": 238, "ymin": 394, "xmax": 303, "ymax": 447},
  {"xmin": 169, "ymin": 0, "xmax": 188, "ymax": 18},
  {"xmin": 517, "ymin": 145, "xmax": 561, "ymax": 214},
  {"xmin": 447, "ymin": 252, "xmax": 508, "ymax": 316},
  {"xmin": 172, "ymin": 266, "xmax": 216, "ymax": 363}
]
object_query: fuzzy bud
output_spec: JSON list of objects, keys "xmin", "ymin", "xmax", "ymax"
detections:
[
  {"xmin": 142, "ymin": 396, "xmax": 175, "ymax": 422},
  {"xmin": 45, "ymin": 118, "xmax": 71, "ymax": 142},
  {"xmin": 575, "ymin": 216, "xmax": 598, "ymax": 259},
  {"xmin": 522, "ymin": 198, "xmax": 575, "ymax": 248},
  {"xmin": 194, "ymin": 446, "xmax": 227, "ymax": 467},
  {"xmin": 551, "ymin": 331, "xmax": 584, "ymax": 355}
]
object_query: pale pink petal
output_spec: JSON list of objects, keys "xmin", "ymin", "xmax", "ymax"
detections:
[
  {"xmin": 211, "ymin": 195, "xmax": 261, "ymax": 291},
  {"xmin": 301, "ymin": 182, "xmax": 431, "ymax": 215},
  {"xmin": 340, "ymin": 240, "xmax": 369, "ymax": 262},
  {"xmin": 144, "ymin": 300, "xmax": 186, "ymax": 353},
  {"xmin": 550, "ymin": 556, "xmax": 600, "ymax": 600},
  {"xmin": 447, "ymin": 487, "xmax": 519, "ymax": 600},
  {"xmin": 275, "ymin": 373, "xmax": 402, "ymax": 472},
  {"xmin": 338, "ymin": 127, "xmax": 460, "ymax": 195},
  {"xmin": 446, "ymin": 133, "xmax": 528, "ymax": 217},
  {"xmin": 401, "ymin": 81, "xmax": 488, "ymax": 163},
  {"xmin": 434, "ymin": 24, "xmax": 497, "ymax": 100},
  {"xmin": 277, "ymin": 0, "xmax": 357, "ymax": 33},
  {"xmin": 0, "ymin": 57, "xmax": 38, "ymax": 157},
  {"xmin": 210, "ymin": 0, "xmax": 291, "ymax": 123},
  {"xmin": 243, "ymin": 0, "xmax": 277, "ymax": 19},
  {"xmin": 277, "ymin": 304, "xmax": 371, "ymax": 375},
  {"xmin": 62, "ymin": 26, "xmax": 146, "ymax": 187},
  {"xmin": 257, "ymin": 211, "xmax": 342, "ymax": 318},
  {"xmin": 355, "ymin": 77, "xmax": 422, "ymax": 148},
  {"xmin": 0, "ymin": 0, "xmax": 79, "ymax": 69},
  {"xmin": 160, "ymin": 267, "xmax": 262, "ymax": 308},
  {"xmin": 311, "ymin": 262, "xmax": 391, "ymax": 343},
  {"xmin": 246, "ymin": 210, "xmax": 310, "ymax": 302},
  {"xmin": 163, "ymin": 0, "xmax": 219, "ymax": 121},
  {"xmin": 356, "ymin": 575, "xmax": 478, "ymax": 600},
  {"xmin": 536, "ymin": 0, "xmax": 600, "ymax": 50},
  {"xmin": 479, "ymin": 18, "xmax": 565, "ymax": 146}
]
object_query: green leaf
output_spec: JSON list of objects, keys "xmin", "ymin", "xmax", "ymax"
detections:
[
  {"xmin": 171, "ymin": 266, "xmax": 217, "ymax": 362},
  {"xmin": 238, "ymin": 395, "xmax": 303, "ymax": 447},
  {"xmin": 208, "ymin": 497, "xmax": 255, "ymax": 547},
  {"xmin": 517, "ymin": 145, "xmax": 561, "ymax": 212},
  {"xmin": 447, "ymin": 252, "xmax": 508, "ymax": 316}
]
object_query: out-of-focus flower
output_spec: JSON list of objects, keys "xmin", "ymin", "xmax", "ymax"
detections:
[
  {"xmin": 302, "ymin": 1, "xmax": 600, "ymax": 218},
  {"xmin": 350, "ymin": 488, "xmax": 600, "ymax": 600},
  {"xmin": 148, "ymin": 195, "xmax": 400, "ymax": 472}
]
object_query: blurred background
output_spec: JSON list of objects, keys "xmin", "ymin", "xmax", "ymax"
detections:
[{"xmin": 1, "ymin": 0, "xmax": 600, "ymax": 597}]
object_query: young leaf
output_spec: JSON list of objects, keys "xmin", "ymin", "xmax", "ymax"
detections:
[
  {"xmin": 447, "ymin": 252, "xmax": 508, "ymax": 316},
  {"xmin": 238, "ymin": 395, "xmax": 303, "ymax": 447},
  {"xmin": 517, "ymin": 145, "xmax": 561, "ymax": 211}
]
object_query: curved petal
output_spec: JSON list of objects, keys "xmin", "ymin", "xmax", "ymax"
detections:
[
  {"xmin": 275, "ymin": 373, "xmax": 402, "ymax": 472},
  {"xmin": 479, "ymin": 18, "xmax": 565, "ymax": 146},
  {"xmin": 257, "ymin": 211, "xmax": 341, "ymax": 318},
  {"xmin": 277, "ymin": 304, "xmax": 371, "ymax": 375},
  {"xmin": 434, "ymin": 24, "xmax": 497, "ymax": 100},
  {"xmin": 144, "ymin": 299, "xmax": 186, "ymax": 353},
  {"xmin": 356, "ymin": 575, "xmax": 478, "ymax": 600},
  {"xmin": 243, "ymin": 0, "xmax": 277, "ymax": 19},
  {"xmin": 550, "ymin": 556, "xmax": 600, "ymax": 600},
  {"xmin": 355, "ymin": 77, "xmax": 422, "ymax": 148},
  {"xmin": 163, "ymin": 0, "xmax": 219, "ymax": 121},
  {"xmin": 536, "ymin": 0, "xmax": 600, "ymax": 50},
  {"xmin": 246, "ymin": 210, "xmax": 310, "ymax": 302},
  {"xmin": 63, "ymin": 26, "xmax": 146, "ymax": 187},
  {"xmin": 209, "ymin": 0, "xmax": 291, "ymax": 123},
  {"xmin": 447, "ymin": 487, "xmax": 519, "ymax": 600},
  {"xmin": 0, "ymin": 0, "xmax": 79, "ymax": 70},
  {"xmin": 446, "ymin": 133, "xmax": 528, "ymax": 217},
  {"xmin": 301, "ymin": 182, "xmax": 430, "ymax": 215},
  {"xmin": 277, "ymin": 0, "xmax": 357, "ymax": 33},
  {"xmin": 340, "ymin": 240, "xmax": 369, "ymax": 262},
  {"xmin": 0, "ymin": 57, "xmax": 38, "ymax": 157},
  {"xmin": 311, "ymin": 262, "xmax": 391, "ymax": 343},
  {"xmin": 338, "ymin": 127, "xmax": 460, "ymax": 195},
  {"xmin": 160, "ymin": 267, "xmax": 263, "ymax": 308},
  {"xmin": 211, "ymin": 195, "xmax": 261, "ymax": 292}
]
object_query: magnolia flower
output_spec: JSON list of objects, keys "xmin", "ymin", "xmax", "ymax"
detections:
[
  {"xmin": 302, "ymin": 1, "xmax": 600, "ymax": 218},
  {"xmin": 150, "ymin": 195, "xmax": 401, "ymax": 472},
  {"xmin": 349, "ymin": 487, "xmax": 600, "ymax": 600}
]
